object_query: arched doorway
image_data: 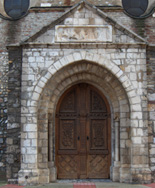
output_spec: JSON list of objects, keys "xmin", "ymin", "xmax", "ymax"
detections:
[{"xmin": 55, "ymin": 83, "xmax": 111, "ymax": 179}]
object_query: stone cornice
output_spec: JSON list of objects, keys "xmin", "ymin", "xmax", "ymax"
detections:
[{"xmin": 7, "ymin": 42, "xmax": 147, "ymax": 49}]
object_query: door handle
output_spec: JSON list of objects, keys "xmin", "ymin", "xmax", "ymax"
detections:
[
  {"xmin": 87, "ymin": 136, "xmax": 89, "ymax": 140},
  {"xmin": 78, "ymin": 136, "xmax": 80, "ymax": 140}
]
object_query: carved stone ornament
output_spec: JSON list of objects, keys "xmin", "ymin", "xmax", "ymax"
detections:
[{"xmin": 55, "ymin": 25, "xmax": 113, "ymax": 42}]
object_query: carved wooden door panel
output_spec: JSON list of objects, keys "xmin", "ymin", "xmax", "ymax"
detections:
[
  {"xmin": 56, "ymin": 87, "xmax": 78, "ymax": 179},
  {"xmin": 56, "ymin": 84, "xmax": 111, "ymax": 179},
  {"xmin": 87, "ymin": 89, "xmax": 110, "ymax": 178}
]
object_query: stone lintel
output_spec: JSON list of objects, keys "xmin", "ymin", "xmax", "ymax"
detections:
[
  {"xmin": 21, "ymin": 43, "xmax": 147, "ymax": 49},
  {"xmin": 6, "ymin": 44, "xmax": 21, "ymax": 49}
]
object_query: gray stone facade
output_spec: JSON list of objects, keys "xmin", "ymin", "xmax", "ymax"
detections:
[
  {"xmin": 0, "ymin": 51, "xmax": 8, "ymax": 180},
  {"xmin": 0, "ymin": 0, "xmax": 155, "ymax": 185}
]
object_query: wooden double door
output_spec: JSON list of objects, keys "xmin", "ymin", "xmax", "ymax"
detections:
[{"xmin": 56, "ymin": 83, "xmax": 111, "ymax": 179}]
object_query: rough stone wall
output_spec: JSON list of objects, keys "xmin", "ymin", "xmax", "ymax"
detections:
[
  {"xmin": 147, "ymin": 47, "xmax": 155, "ymax": 182},
  {"xmin": 105, "ymin": 11, "xmax": 155, "ymax": 44},
  {"xmin": 0, "ymin": 20, "xmax": 11, "ymax": 176},
  {"xmin": 145, "ymin": 16, "xmax": 155, "ymax": 44},
  {"xmin": 0, "ymin": 52, "xmax": 8, "ymax": 180},
  {"xmin": 6, "ymin": 48, "xmax": 22, "ymax": 183},
  {"xmin": 0, "ymin": 11, "xmax": 63, "ymax": 181}
]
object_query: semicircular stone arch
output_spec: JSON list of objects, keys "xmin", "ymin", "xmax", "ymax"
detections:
[
  {"xmin": 32, "ymin": 51, "xmax": 141, "ymax": 116},
  {"xmin": 36, "ymin": 58, "xmax": 134, "ymax": 182},
  {"xmin": 32, "ymin": 51, "xmax": 139, "ymax": 102}
]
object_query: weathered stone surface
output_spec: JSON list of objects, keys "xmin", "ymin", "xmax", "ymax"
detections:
[
  {"xmin": 4, "ymin": 48, "xmax": 22, "ymax": 181},
  {"xmin": 0, "ymin": 0, "xmax": 154, "ymax": 185},
  {"xmin": 55, "ymin": 25, "xmax": 112, "ymax": 42},
  {"xmin": 34, "ymin": 0, "xmax": 122, "ymax": 6}
]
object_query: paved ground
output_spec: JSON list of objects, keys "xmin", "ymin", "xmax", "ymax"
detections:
[
  {"xmin": 0, "ymin": 182, "xmax": 155, "ymax": 188},
  {"xmin": 0, "ymin": 182, "xmax": 7, "ymax": 187}
]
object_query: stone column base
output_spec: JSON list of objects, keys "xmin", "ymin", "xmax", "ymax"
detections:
[
  {"xmin": 49, "ymin": 162, "xmax": 57, "ymax": 182},
  {"xmin": 18, "ymin": 169, "xmax": 39, "ymax": 186},
  {"xmin": 39, "ymin": 169, "xmax": 50, "ymax": 184},
  {"xmin": 111, "ymin": 161, "xmax": 121, "ymax": 182},
  {"xmin": 49, "ymin": 167, "xmax": 57, "ymax": 182}
]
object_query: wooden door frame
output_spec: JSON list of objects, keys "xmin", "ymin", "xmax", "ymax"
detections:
[{"xmin": 55, "ymin": 83, "xmax": 111, "ymax": 179}]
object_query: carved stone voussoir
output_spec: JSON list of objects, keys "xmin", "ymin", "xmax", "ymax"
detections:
[{"xmin": 55, "ymin": 25, "xmax": 113, "ymax": 43}]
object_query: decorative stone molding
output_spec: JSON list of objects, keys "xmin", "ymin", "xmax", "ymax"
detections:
[{"xmin": 55, "ymin": 25, "xmax": 113, "ymax": 42}]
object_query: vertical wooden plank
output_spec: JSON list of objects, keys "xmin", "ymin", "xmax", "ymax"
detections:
[{"xmin": 78, "ymin": 84, "xmax": 87, "ymax": 178}]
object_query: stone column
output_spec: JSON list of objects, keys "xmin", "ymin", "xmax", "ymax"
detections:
[
  {"xmin": 115, "ymin": 121, "xmax": 120, "ymax": 162},
  {"xmin": 48, "ymin": 117, "xmax": 57, "ymax": 182},
  {"xmin": 112, "ymin": 120, "xmax": 121, "ymax": 182}
]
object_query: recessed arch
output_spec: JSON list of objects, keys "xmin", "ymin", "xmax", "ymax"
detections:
[{"xmin": 36, "ymin": 59, "xmax": 132, "ymax": 182}]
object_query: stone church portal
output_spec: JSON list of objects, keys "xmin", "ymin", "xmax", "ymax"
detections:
[{"xmin": 0, "ymin": 0, "xmax": 154, "ymax": 186}]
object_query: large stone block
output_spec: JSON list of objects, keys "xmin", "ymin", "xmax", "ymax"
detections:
[
  {"xmin": 132, "ymin": 156, "xmax": 148, "ymax": 165},
  {"xmin": 132, "ymin": 137, "xmax": 142, "ymax": 144},
  {"xmin": 131, "ymin": 168, "xmax": 151, "ymax": 184},
  {"xmin": 49, "ymin": 167, "xmax": 57, "ymax": 182},
  {"xmin": 18, "ymin": 169, "xmax": 39, "ymax": 186},
  {"xmin": 24, "ymin": 124, "xmax": 37, "ymax": 132},
  {"xmin": 112, "ymin": 166, "xmax": 120, "ymax": 182},
  {"xmin": 150, "ymin": 148, "xmax": 155, "ymax": 155},
  {"xmin": 120, "ymin": 167, "xmax": 131, "ymax": 183},
  {"xmin": 39, "ymin": 169, "xmax": 50, "ymax": 184},
  {"xmin": 23, "ymin": 155, "xmax": 37, "ymax": 164}
]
